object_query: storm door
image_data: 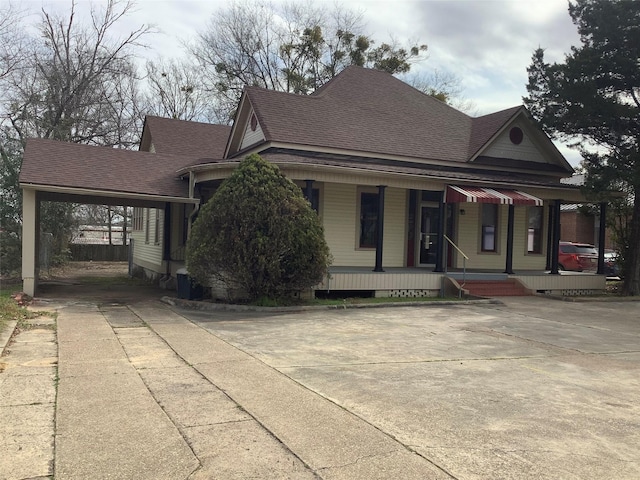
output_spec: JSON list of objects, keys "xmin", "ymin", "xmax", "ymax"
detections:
[{"xmin": 417, "ymin": 203, "xmax": 441, "ymax": 266}]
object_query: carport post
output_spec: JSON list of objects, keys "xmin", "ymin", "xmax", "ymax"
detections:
[{"xmin": 21, "ymin": 188, "xmax": 39, "ymax": 296}]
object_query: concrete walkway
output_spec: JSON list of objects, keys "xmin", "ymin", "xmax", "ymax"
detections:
[{"xmin": 1, "ymin": 295, "xmax": 639, "ymax": 479}]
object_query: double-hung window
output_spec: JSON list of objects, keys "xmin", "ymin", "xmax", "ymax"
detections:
[
  {"xmin": 359, "ymin": 192, "xmax": 379, "ymax": 248},
  {"xmin": 527, "ymin": 206, "xmax": 543, "ymax": 254},
  {"xmin": 481, "ymin": 203, "xmax": 498, "ymax": 252}
]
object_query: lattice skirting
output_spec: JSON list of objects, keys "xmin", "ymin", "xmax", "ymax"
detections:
[
  {"xmin": 377, "ymin": 289, "xmax": 439, "ymax": 298},
  {"xmin": 561, "ymin": 289, "xmax": 599, "ymax": 296}
]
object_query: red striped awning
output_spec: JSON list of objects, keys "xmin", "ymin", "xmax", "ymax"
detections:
[{"xmin": 446, "ymin": 185, "xmax": 543, "ymax": 206}]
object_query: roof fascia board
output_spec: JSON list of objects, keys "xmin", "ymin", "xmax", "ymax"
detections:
[
  {"xmin": 139, "ymin": 116, "xmax": 152, "ymax": 152},
  {"xmin": 271, "ymin": 161, "xmax": 584, "ymax": 193},
  {"xmin": 20, "ymin": 183, "xmax": 198, "ymax": 204},
  {"xmin": 185, "ymin": 143, "xmax": 573, "ymax": 180},
  {"xmin": 224, "ymin": 92, "xmax": 251, "ymax": 159},
  {"xmin": 224, "ymin": 141, "xmax": 572, "ymax": 178},
  {"xmin": 192, "ymin": 159, "xmax": 585, "ymax": 198}
]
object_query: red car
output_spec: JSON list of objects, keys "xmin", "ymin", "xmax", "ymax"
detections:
[{"xmin": 558, "ymin": 242, "xmax": 598, "ymax": 272}]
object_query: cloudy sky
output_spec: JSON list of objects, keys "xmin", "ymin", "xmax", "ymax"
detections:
[{"xmin": 24, "ymin": 0, "xmax": 583, "ymax": 164}]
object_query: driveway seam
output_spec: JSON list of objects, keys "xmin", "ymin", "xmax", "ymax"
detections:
[
  {"xmin": 161, "ymin": 304, "xmax": 458, "ymax": 479},
  {"xmin": 123, "ymin": 305, "xmax": 322, "ymax": 479}
]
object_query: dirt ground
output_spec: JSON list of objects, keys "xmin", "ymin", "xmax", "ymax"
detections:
[
  {"xmin": 34, "ymin": 261, "xmax": 166, "ymax": 305},
  {"xmin": 41, "ymin": 261, "xmax": 130, "ymax": 281}
]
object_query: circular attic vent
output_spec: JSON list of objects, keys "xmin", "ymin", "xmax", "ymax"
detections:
[
  {"xmin": 509, "ymin": 127, "xmax": 524, "ymax": 145},
  {"xmin": 250, "ymin": 113, "xmax": 258, "ymax": 131}
]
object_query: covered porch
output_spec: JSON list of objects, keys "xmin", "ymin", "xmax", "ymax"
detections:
[{"xmin": 318, "ymin": 266, "xmax": 607, "ymax": 298}]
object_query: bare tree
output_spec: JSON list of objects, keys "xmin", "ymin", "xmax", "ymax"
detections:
[
  {"xmin": 143, "ymin": 59, "xmax": 221, "ymax": 122},
  {"xmin": 406, "ymin": 70, "xmax": 477, "ymax": 114},
  {"xmin": 0, "ymin": 0, "xmax": 153, "ymax": 270},
  {"xmin": 0, "ymin": 3, "xmax": 29, "ymax": 79},
  {"xmin": 2, "ymin": 0, "xmax": 151, "ymax": 147},
  {"xmin": 190, "ymin": 0, "xmax": 429, "ymax": 120}
]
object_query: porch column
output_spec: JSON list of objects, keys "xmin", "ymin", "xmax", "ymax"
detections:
[
  {"xmin": 163, "ymin": 203, "xmax": 171, "ymax": 262},
  {"xmin": 373, "ymin": 185, "xmax": 386, "ymax": 272},
  {"xmin": 304, "ymin": 179, "xmax": 314, "ymax": 202},
  {"xmin": 504, "ymin": 204, "xmax": 515, "ymax": 274},
  {"xmin": 21, "ymin": 188, "xmax": 40, "ymax": 296},
  {"xmin": 597, "ymin": 201, "xmax": 607, "ymax": 275},
  {"xmin": 550, "ymin": 199, "xmax": 562, "ymax": 274},
  {"xmin": 546, "ymin": 203, "xmax": 554, "ymax": 270},
  {"xmin": 433, "ymin": 191, "xmax": 445, "ymax": 272}
]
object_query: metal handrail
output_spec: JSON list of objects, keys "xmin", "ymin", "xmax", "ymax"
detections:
[
  {"xmin": 444, "ymin": 235, "xmax": 469, "ymax": 260},
  {"xmin": 443, "ymin": 235, "xmax": 468, "ymax": 298}
]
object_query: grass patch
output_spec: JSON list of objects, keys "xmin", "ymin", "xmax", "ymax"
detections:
[
  {"xmin": 0, "ymin": 287, "xmax": 56, "ymax": 335},
  {"xmin": 0, "ymin": 288, "xmax": 36, "ymax": 334}
]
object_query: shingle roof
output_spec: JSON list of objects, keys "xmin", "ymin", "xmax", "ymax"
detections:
[
  {"xmin": 141, "ymin": 116, "xmax": 231, "ymax": 158},
  {"xmin": 20, "ymin": 139, "xmax": 191, "ymax": 198},
  {"xmin": 246, "ymin": 66, "xmax": 475, "ymax": 162}
]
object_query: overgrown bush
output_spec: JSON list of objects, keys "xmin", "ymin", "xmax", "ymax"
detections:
[{"xmin": 186, "ymin": 154, "xmax": 331, "ymax": 301}]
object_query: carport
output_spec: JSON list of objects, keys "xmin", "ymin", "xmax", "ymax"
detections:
[{"xmin": 19, "ymin": 139, "xmax": 198, "ymax": 296}]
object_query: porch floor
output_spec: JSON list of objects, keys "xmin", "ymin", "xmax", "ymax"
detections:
[
  {"xmin": 323, "ymin": 266, "xmax": 605, "ymax": 296},
  {"xmin": 328, "ymin": 266, "xmax": 600, "ymax": 277}
]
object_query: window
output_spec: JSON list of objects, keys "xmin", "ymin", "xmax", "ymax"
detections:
[
  {"xmin": 144, "ymin": 208, "xmax": 150, "ymax": 243},
  {"xmin": 527, "ymin": 206, "xmax": 543, "ymax": 254},
  {"xmin": 481, "ymin": 203, "xmax": 498, "ymax": 252},
  {"xmin": 359, "ymin": 192, "xmax": 379, "ymax": 248},
  {"xmin": 132, "ymin": 207, "xmax": 144, "ymax": 231}
]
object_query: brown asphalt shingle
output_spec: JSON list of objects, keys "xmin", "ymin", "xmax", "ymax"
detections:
[
  {"xmin": 142, "ymin": 116, "xmax": 231, "ymax": 158},
  {"xmin": 20, "ymin": 139, "xmax": 192, "ymax": 198},
  {"xmin": 246, "ymin": 66, "xmax": 476, "ymax": 162}
]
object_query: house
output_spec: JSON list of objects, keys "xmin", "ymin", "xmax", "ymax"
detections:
[{"xmin": 19, "ymin": 66, "xmax": 609, "ymax": 298}]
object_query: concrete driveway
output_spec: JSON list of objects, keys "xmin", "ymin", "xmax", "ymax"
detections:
[
  {"xmin": 2, "ymin": 292, "xmax": 639, "ymax": 479},
  {"xmin": 179, "ymin": 298, "xmax": 640, "ymax": 479}
]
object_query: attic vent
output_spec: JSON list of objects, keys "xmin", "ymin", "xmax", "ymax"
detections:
[
  {"xmin": 250, "ymin": 113, "xmax": 258, "ymax": 132},
  {"xmin": 509, "ymin": 127, "xmax": 523, "ymax": 145}
]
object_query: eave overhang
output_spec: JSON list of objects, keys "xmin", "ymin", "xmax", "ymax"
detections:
[{"xmin": 20, "ymin": 183, "xmax": 198, "ymax": 207}]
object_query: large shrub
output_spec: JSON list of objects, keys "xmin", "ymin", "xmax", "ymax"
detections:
[{"xmin": 186, "ymin": 154, "xmax": 331, "ymax": 301}]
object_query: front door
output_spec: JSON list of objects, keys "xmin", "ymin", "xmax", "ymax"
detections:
[{"xmin": 417, "ymin": 203, "xmax": 440, "ymax": 266}]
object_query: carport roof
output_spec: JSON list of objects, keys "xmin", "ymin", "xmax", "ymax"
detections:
[{"xmin": 20, "ymin": 138, "xmax": 193, "ymax": 200}]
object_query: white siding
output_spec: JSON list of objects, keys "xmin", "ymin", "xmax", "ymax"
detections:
[
  {"xmin": 322, "ymin": 184, "xmax": 406, "ymax": 267},
  {"xmin": 483, "ymin": 122, "xmax": 546, "ymax": 163},
  {"xmin": 453, "ymin": 203, "xmax": 547, "ymax": 271},
  {"xmin": 513, "ymin": 206, "xmax": 547, "ymax": 270},
  {"xmin": 132, "ymin": 208, "xmax": 164, "ymax": 273},
  {"xmin": 240, "ymin": 111, "xmax": 265, "ymax": 150}
]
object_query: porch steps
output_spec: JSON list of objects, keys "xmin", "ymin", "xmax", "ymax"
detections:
[{"xmin": 462, "ymin": 279, "xmax": 531, "ymax": 297}]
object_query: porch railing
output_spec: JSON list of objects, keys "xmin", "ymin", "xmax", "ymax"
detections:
[{"xmin": 444, "ymin": 234, "xmax": 469, "ymax": 298}]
